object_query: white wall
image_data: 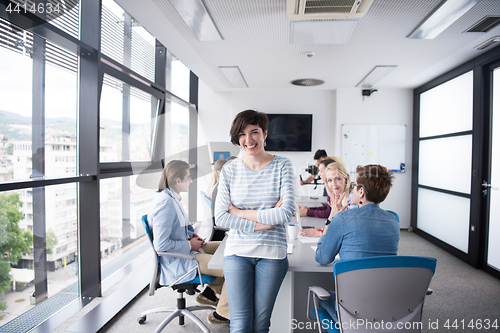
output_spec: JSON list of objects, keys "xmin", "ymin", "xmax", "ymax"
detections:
[
  {"xmin": 336, "ymin": 88, "xmax": 413, "ymax": 228},
  {"xmin": 198, "ymin": 84, "xmax": 413, "ymax": 228}
]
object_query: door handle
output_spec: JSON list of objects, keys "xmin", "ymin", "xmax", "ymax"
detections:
[{"xmin": 482, "ymin": 181, "xmax": 498, "ymax": 190}]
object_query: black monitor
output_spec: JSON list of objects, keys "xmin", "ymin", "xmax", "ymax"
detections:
[{"xmin": 266, "ymin": 114, "xmax": 312, "ymax": 152}]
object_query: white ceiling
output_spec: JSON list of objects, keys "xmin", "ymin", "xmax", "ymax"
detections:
[{"xmin": 116, "ymin": 0, "xmax": 500, "ymax": 92}]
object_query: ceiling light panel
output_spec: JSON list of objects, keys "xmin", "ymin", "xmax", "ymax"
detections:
[
  {"xmin": 291, "ymin": 20, "xmax": 358, "ymax": 44},
  {"xmin": 356, "ymin": 65, "xmax": 397, "ymax": 88},
  {"xmin": 219, "ymin": 66, "xmax": 248, "ymax": 88},
  {"xmin": 407, "ymin": 0, "xmax": 481, "ymax": 39},
  {"xmin": 169, "ymin": 0, "xmax": 223, "ymax": 41},
  {"xmin": 474, "ymin": 36, "xmax": 500, "ymax": 50}
]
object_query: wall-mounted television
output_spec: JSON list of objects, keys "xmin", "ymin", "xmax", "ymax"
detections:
[{"xmin": 266, "ymin": 114, "xmax": 312, "ymax": 152}]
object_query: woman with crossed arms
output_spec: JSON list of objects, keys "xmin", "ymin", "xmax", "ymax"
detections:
[{"xmin": 215, "ymin": 110, "xmax": 295, "ymax": 333}]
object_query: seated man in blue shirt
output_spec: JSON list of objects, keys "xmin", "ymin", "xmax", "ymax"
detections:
[{"xmin": 315, "ymin": 164, "xmax": 400, "ymax": 322}]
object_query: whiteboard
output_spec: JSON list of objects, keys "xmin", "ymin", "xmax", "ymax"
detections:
[{"xmin": 341, "ymin": 124, "xmax": 406, "ymax": 173}]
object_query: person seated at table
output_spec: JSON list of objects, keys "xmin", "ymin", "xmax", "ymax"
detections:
[
  {"xmin": 300, "ymin": 162, "xmax": 355, "ymax": 237},
  {"xmin": 300, "ymin": 149, "xmax": 345, "ymax": 186},
  {"xmin": 205, "ymin": 158, "xmax": 231, "ymax": 241},
  {"xmin": 206, "ymin": 158, "xmax": 228, "ymax": 210},
  {"xmin": 149, "ymin": 160, "xmax": 230, "ymax": 324},
  {"xmin": 314, "ymin": 164, "xmax": 400, "ymax": 322},
  {"xmin": 297, "ymin": 158, "xmax": 334, "ymax": 218}
]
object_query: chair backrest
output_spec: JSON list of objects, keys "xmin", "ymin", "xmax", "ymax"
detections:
[
  {"xmin": 141, "ymin": 215, "xmax": 161, "ymax": 296},
  {"xmin": 333, "ymin": 256, "xmax": 436, "ymax": 332},
  {"xmin": 200, "ymin": 190, "xmax": 213, "ymax": 210}
]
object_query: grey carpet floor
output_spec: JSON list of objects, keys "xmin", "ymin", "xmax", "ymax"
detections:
[{"xmin": 85, "ymin": 230, "xmax": 500, "ymax": 332}]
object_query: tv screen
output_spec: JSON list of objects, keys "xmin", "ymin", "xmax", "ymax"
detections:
[{"xmin": 266, "ymin": 114, "xmax": 312, "ymax": 152}]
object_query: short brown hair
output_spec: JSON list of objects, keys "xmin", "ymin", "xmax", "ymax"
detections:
[
  {"xmin": 314, "ymin": 149, "xmax": 328, "ymax": 160},
  {"xmin": 229, "ymin": 110, "xmax": 269, "ymax": 145},
  {"xmin": 356, "ymin": 164, "xmax": 394, "ymax": 204},
  {"xmin": 158, "ymin": 160, "xmax": 190, "ymax": 192},
  {"xmin": 319, "ymin": 158, "xmax": 335, "ymax": 168}
]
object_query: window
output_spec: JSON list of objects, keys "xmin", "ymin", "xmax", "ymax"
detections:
[
  {"xmin": 101, "ymin": 0, "xmax": 155, "ymax": 82},
  {"xmin": 0, "ymin": 20, "xmax": 78, "ymax": 182},
  {"xmin": 0, "ymin": 186, "xmax": 79, "ymax": 328},
  {"xmin": 0, "ymin": 0, "xmax": 198, "ymax": 330},
  {"xmin": 99, "ymin": 176, "xmax": 155, "ymax": 279},
  {"xmin": 99, "ymin": 74, "xmax": 159, "ymax": 162},
  {"xmin": 168, "ymin": 51, "xmax": 190, "ymax": 101},
  {"xmin": 415, "ymin": 70, "xmax": 473, "ymax": 254}
]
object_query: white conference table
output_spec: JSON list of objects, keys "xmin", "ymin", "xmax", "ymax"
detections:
[
  {"xmin": 294, "ymin": 195, "xmax": 328, "ymax": 207},
  {"xmin": 208, "ymin": 198, "xmax": 335, "ymax": 333}
]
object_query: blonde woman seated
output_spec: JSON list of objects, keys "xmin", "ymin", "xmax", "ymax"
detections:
[
  {"xmin": 148, "ymin": 160, "xmax": 229, "ymax": 324},
  {"xmin": 300, "ymin": 162, "xmax": 356, "ymax": 237}
]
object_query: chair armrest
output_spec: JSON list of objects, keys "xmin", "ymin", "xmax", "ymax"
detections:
[
  {"xmin": 157, "ymin": 251, "xmax": 197, "ymax": 262},
  {"xmin": 158, "ymin": 252, "xmax": 205, "ymax": 288},
  {"xmin": 426, "ymin": 288, "xmax": 433, "ymax": 296},
  {"xmin": 309, "ymin": 286, "xmax": 330, "ymax": 300}
]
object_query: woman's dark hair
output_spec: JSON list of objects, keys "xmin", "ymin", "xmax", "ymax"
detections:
[
  {"xmin": 229, "ymin": 110, "xmax": 269, "ymax": 145},
  {"xmin": 157, "ymin": 160, "xmax": 190, "ymax": 192},
  {"xmin": 356, "ymin": 164, "xmax": 394, "ymax": 204},
  {"xmin": 313, "ymin": 149, "xmax": 328, "ymax": 160}
]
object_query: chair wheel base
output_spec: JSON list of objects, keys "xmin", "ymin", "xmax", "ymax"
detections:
[{"xmin": 137, "ymin": 316, "xmax": 146, "ymax": 324}]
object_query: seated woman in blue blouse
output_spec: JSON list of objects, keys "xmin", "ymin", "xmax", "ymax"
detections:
[
  {"xmin": 315, "ymin": 164, "xmax": 400, "ymax": 322},
  {"xmin": 148, "ymin": 160, "xmax": 229, "ymax": 324}
]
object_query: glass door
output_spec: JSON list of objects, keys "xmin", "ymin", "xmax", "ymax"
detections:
[{"xmin": 486, "ymin": 68, "xmax": 500, "ymax": 271}]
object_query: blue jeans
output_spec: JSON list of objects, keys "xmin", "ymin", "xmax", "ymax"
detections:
[{"xmin": 223, "ymin": 255, "xmax": 288, "ymax": 333}]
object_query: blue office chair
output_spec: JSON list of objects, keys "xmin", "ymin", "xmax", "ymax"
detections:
[
  {"xmin": 200, "ymin": 190, "xmax": 213, "ymax": 210},
  {"xmin": 138, "ymin": 215, "xmax": 217, "ymax": 333},
  {"xmin": 307, "ymin": 256, "xmax": 436, "ymax": 333}
]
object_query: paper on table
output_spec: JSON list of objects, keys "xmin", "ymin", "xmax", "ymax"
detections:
[
  {"xmin": 298, "ymin": 235, "xmax": 320, "ymax": 244},
  {"xmin": 310, "ymin": 246, "xmax": 340, "ymax": 260},
  {"xmin": 287, "ymin": 243, "xmax": 293, "ymax": 254}
]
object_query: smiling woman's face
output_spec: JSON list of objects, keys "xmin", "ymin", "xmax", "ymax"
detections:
[
  {"xmin": 326, "ymin": 169, "xmax": 347, "ymax": 196},
  {"xmin": 238, "ymin": 124, "xmax": 267, "ymax": 156}
]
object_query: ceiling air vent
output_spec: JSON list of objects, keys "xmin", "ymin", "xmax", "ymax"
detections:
[
  {"xmin": 287, "ymin": 0, "xmax": 374, "ymax": 20},
  {"xmin": 465, "ymin": 16, "xmax": 500, "ymax": 33},
  {"xmin": 291, "ymin": 78, "xmax": 325, "ymax": 86}
]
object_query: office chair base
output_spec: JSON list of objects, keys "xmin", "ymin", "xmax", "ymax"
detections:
[{"xmin": 138, "ymin": 305, "xmax": 214, "ymax": 333}]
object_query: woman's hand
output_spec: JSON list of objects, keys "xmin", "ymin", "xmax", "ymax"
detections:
[
  {"xmin": 228, "ymin": 204, "xmax": 241, "ymax": 218},
  {"xmin": 274, "ymin": 198, "xmax": 283, "ymax": 208},
  {"xmin": 254, "ymin": 222, "xmax": 275, "ymax": 231},
  {"xmin": 298, "ymin": 205, "xmax": 308, "ymax": 217},
  {"xmin": 189, "ymin": 237, "xmax": 204, "ymax": 251},
  {"xmin": 328, "ymin": 192, "xmax": 347, "ymax": 220},
  {"xmin": 299, "ymin": 228, "xmax": 322, "ymax": 237}
]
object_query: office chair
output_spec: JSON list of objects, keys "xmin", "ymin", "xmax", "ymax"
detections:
[
  {"xmin": 200, "ymin": 190, "xmax": 213, "ymax": 210},
  {"xmin": 307, "ymin": 255, "xmax": 436, "ymax": 333},
  {"xmin": 138, "ymin": 215, "xmax": 217, "ymax": 333},
  {"xmin": 199, "ymin": 190, "xmax": 227, "ymax": 241}
]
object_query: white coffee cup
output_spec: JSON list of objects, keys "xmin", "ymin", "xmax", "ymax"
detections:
[{"xmin": 288, "ymin": 224, "xmax": 300, "ymax": 240}]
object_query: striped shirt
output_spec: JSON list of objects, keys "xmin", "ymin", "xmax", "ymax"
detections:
[{"xmin": 215, "ymin": 156, "xmax": 295, "ymax": 259}]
